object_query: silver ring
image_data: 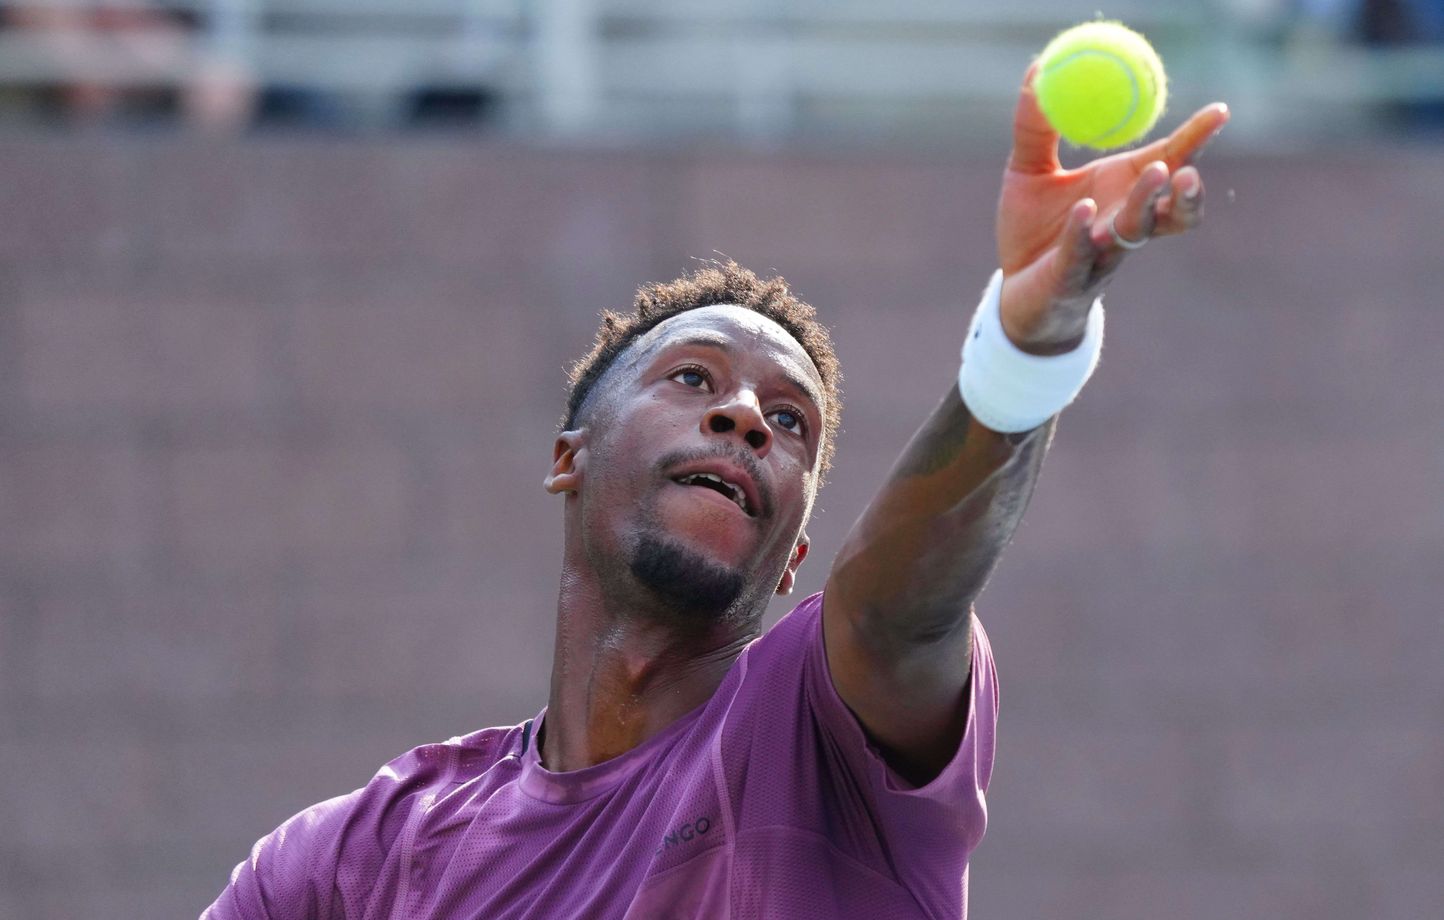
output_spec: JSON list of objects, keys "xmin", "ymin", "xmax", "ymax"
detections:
[{"xmin": 1107, "ymin": 213, "xmax": 1149, "ymax": 251}]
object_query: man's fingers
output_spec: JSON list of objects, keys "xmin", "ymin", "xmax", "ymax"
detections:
[
  {"xmin": 1092, "ymin": 160, "xmax": 1169, "ymax": 249},
  {"xmin": 1154, "ymin": 165, "xmax": 1205, "ymax": 236},
  {"xmin": 1054, "ymin": 197, "xmax": 1099, "ymax": 292},
  {"xmin": 1134, "ymin": 102, "xmax": 1229, "ymax": 173},
  {"xmin": 1007, "ymin": 62, "xmax": 1062, "ymax": 176}
]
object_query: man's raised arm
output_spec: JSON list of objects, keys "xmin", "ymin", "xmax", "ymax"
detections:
[{"xmin": 823, "ymin": 65, "xmax": 1229, "ymax": 785}]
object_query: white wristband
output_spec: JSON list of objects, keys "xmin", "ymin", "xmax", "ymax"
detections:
[{"xmin": 957, "ymin": 269, "xmax": 1105, "ymax": 433}]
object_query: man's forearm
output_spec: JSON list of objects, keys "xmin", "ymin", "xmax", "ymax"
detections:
[{"xmin": 829, "ymin": 384, "xmax": 1056, "ymax": 643}]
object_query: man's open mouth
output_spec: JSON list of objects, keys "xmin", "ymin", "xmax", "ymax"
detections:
[{"xmin": 672, "ymin": 472, "xmax": 752, "ymax": 516}]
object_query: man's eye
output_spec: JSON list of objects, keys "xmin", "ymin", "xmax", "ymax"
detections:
[
  {"xmin": 670, "ymin": 367, "xmax": 710, "ymax": 389},
  {"xmin": 770, "ymin": 408, "xmax": 803, "ymax": 434}
]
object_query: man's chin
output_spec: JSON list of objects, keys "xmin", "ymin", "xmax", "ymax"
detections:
[
  {"xmin": 629, "ymin": 534, "xmax": 747, "ymax": 622},
  {"xmin": 656, "ymin": 481, "xmax": 760, "ymax": 560}
]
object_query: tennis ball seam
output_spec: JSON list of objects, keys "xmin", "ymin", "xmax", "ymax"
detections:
[
  {"xmin": 1033, "ymin": 21, "xmax": 1167, "ymax": 150},
  {"xmin": 1041, "ymin": 48, "xmax": 1141, "ymax": 147}
]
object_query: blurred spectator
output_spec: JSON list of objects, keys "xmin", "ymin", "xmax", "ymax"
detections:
[
  {"xmin": 1356, "ymin": 0, "xmax": 1444, "ymax": 130},
  {"xmin": 0, "ymin": 1, "xmax": 256, "ymax": 130},
  {"xmin": 1357, "ymin": 0, "xmax": 1444, "ymax": 43},
  {"xmin": 1289, "ymin": 0, "xmax": 1444, "ymax": 131},
  {"xmin": 1291, "ymin": 0, "xmax": 1444, "ymax": 42}
]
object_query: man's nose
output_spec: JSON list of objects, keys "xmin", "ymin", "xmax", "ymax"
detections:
[{"xmin": 702, "ymin": 391, "xmax": 772, "ymax": 456}]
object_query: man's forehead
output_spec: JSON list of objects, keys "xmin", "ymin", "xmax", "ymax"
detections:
[{"xmin": 633, "ymin": 305, "xmax": 823, "ymax": 393}]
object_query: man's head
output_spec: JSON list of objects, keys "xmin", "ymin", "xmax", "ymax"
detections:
[{"xmin": 544, "ymin": 260, "xmax": 842, "ymax": 629}]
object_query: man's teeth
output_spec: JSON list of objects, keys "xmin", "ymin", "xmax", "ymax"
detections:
[{"xmin": 676, "ymin": 473, "xmax": 748, "ymax": 513}]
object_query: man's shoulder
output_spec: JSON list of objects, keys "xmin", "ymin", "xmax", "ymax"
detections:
[
  {"xmin": 354, "ymin": 723, "xmax": 527, "ymax": 814},
  {"xmin": 279, "ymin": 724, "xmax": 527, "ymax": 860},
  {"xmin": 307, "ymin": 727, "xmax": 526, "ymax": 855}
]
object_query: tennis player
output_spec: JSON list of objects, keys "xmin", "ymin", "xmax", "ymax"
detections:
[{"xmin": 204, "ymin": 67, "xmax": 1228, "ymax": 919}]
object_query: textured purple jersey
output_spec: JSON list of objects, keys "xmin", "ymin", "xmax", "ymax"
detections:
[{"xmin": 203, "ymin": 591, "xmax": 997, "ymax": 919}]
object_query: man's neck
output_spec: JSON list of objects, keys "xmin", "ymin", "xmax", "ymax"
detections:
[{"xmin": 540, "ymin": 569, "xmax": 759, "ymax": 773}]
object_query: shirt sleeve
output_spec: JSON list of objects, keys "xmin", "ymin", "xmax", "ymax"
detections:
[
  {"xmin": 801, "ymin": 591, "xmax": 999, "ymax": 907},
  {"xmin": 805, "ymin": 593, "xmax": 999, "ymax": 797}
]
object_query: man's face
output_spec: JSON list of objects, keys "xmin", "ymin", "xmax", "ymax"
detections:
[{"xmin": 567, "ymin": 305, "xmax": 826, "ymax": 622}]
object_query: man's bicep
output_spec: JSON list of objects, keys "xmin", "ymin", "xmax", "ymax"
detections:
[{"xmin": 819, "ymin": 592, "xmax": 975, "ymax": 787}]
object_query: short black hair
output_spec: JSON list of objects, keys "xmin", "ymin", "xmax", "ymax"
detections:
[{"xmin": 564, "ymin": 260, "xmax": 842, "ymax": 478}]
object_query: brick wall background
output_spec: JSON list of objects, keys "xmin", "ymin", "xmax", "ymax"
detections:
[{"xmin": 0, "ymin": 136, "xmax": 1440, "ymax": 918}]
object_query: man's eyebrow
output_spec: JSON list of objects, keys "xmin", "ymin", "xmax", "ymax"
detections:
[{"xmin": 660, "ymin": 334, "xmax": 824, "ymax": 411}]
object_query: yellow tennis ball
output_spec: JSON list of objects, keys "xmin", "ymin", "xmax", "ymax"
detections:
[{"xmin": 1034, "ymin": 21, "xmax": 1168, "ymax": 150}]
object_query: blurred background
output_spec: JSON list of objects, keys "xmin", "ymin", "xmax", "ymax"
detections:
[{"xmin": 0, "ymin": 1, "xmax": 1440, "ymax": 917}]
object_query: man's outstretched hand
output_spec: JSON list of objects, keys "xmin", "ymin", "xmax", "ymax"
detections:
[{"xmin": 996, "ymin": 62, "xmax": 1230, "ymax": 355}]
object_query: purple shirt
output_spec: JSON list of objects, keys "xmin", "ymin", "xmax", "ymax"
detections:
[{"xmin": 203, "ymin": 591, "xmax": 997, "ymax": 919}]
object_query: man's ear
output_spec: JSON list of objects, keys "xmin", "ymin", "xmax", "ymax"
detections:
[
  {"xmin": 544, "ymin": 430, "xmax": 585, "ymax": 495},
  {"xmin": 776, "ymin": 535, "xmax": 810, "ymax": 596}
]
